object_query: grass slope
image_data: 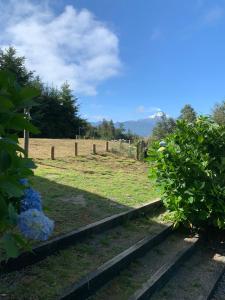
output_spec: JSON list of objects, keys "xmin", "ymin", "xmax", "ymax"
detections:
[
  {"xmin": 0, "ymin": 210, "xmax": 167, "ymax": 300},
  {"xmin": 31, "ymin": 153, "xmax": 159, "ymax": 236}
]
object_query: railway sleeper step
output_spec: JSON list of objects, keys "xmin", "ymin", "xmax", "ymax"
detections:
[
  {"xmin": 59, "ymin": 225, "xmax": 173, "ymax": 300},
  {"xmin": 149, "ymin": 244, "xmax": 225, "ymax": 300},
  {"xmin": 0, "ymin": 199, "xmax": 162, "ymax": 273},
  {"xmin": 88, "ymin": 232, "xmax": 198, "ymax": 300}
]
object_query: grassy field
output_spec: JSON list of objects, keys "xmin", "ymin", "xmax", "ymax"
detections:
[
  {"xmin": 17, "ymin": 139, "xmax": 160, "ymax": 237},
  {"xmin": 19, "ymin": 138, "xmax": 137, "ymax": 159},
  {"xmin": 0, "ymin": 139, "xmax": 162, "ymax": 299}
]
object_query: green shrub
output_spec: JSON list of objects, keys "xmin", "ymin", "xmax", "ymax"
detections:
[
  {"xmin": 0, "ymin": 70, "xmax": 39, "ymax": 257},
  {"xmin": 148, "ymin": 116, "xmax": 225, "ymax": 230}
]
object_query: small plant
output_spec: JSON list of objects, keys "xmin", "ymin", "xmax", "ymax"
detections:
[
  {"xmin": 0, "ymin": 70, "xmax": 54, "ymax": 258},
  {"xmin": 148, "ymin": 116, "xmax": 225, "ymax": 230}
]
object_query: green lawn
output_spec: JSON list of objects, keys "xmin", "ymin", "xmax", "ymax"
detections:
[
  {"xmin": 31, "ymin": 153, "xmax": 160, "ymax": 236},
  {"xmin": 0, "ymin": 153, "xmax": 163, "ymax": 299},
  {"xmin": 0, "ymin": 210, "xmax": 167, "ymax": 300}
]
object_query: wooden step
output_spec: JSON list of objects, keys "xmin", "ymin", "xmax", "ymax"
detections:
[
  {"xmin": 0, "ymin": 199, "xmax": 161, "ymax": 273},
  {"xmin": 210, "ymin": 267, "xmax": 225, "ymax": 300},
  {"xmin": 128, "ymin": 236, "xmax": 199, "ymax": 300},
  {"xmin": 149, "ymin": 246, "xmax": 225, "ymax": 300},
  {"xmin": 59, "ymin": 225, "xmax": 173, "ymax": 300}
]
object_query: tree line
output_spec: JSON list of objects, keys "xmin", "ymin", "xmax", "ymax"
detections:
[
  {"xmin": 2, "ymin": 47, "xmax": 225, "ymax": 141},
  {"xmin": 85, "ymin": 119, "xmax": 138, "ymax": 141},
  {"xmin": 0, "ymin": 47, "xmax": 137, "ymax": 140},
  {"xmin": 150, "ymin": 102, "xmax": 225, "ymax": 141}
]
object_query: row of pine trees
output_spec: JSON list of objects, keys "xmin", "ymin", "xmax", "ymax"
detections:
[
  {"xmin": 2, "ymin": 47, "xmax": 225, "ymax": 140},
  {"xmin": 0, "ymin": 47, "xmax": 137, "ymax": 140},
  {"xmin": 0, "ymin": 47, "xmax": 84, "ymax": 138}
]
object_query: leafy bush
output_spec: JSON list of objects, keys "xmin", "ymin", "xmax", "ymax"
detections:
[
  {"xmin": 148, "ymin": 116, "xmax": 225, "ymax": 230},
  {"xmin": 0, "ymin": 70, "xmax": 44, "ymax": 257}
]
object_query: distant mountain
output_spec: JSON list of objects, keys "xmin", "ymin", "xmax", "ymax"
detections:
[
  {"xmin": 91, "ymin": 112, "xmax": 164, "ymax": 137},
  {"xmin": 115, "ymin": 116, "xmax": 161, "ymax": 137}
]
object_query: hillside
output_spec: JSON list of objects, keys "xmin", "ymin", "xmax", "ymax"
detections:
[{"xmin": 115, "ymin": 118, "xmax": 158, "ymax": 137}]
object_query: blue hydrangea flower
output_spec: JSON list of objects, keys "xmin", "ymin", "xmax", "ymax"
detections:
[
  {"xmin": 20, "ymin": 188, "xmax": 42, "ymax": 212},
  {"xmin": 18, "ymin": 209, "xmax": 54, "ymax": 241},
  {"xmin": 20, "ymin": 178, "xmax": 29, "ymax": 185},
  {"xmin": 159, "ymin": 140, "xmax": 167, "ymax": 147}
]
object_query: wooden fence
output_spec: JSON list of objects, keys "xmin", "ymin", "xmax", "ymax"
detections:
[{"xmin": 19, "ymin": 138, "xmax": 147, "ymax": 161}]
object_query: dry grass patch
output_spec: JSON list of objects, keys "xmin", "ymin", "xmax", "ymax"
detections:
[{"xmin": 19, "ymin": 138, "xmax": 132, "ymax": 158}]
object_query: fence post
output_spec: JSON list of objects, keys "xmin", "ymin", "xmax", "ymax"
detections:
[
  {"xmin": 128, "ymin": 145, "xmax": 132, "ymax": 157},
  {"xmin": 120, "ymin": 140, "xmax": 122, "ymax": 151},
  {"xmin": 93, "ymin": 144, "xmax": 96, "ymax": 154},
  {"xmin": 23, "ymin": 108, "xmax": 30, "ymax": 158},
  {"xmin": 51, "ymin": 146, "xmax": 55, "ymax": 160},
  {"xmin": 75, "ymin": 142, "xmax": 78, "ymax": 156},
  {"xmin": 24, "ymin": 129, "xmax": 29, "ymax": 158},
  {"xmin": 106, "ymin": 141, "xmax": 109, "ymax": 152},
  {"xmin": 140, "ymin": 140, "xmax": 146, "ymax": 160},
  {"xmin": 136, "ymin": 142, "xmax": 140, "ymax": 160}
]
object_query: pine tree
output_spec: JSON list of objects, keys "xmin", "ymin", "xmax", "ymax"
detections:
[
  {"xmin": 0, "ymin": 47, "xmax": 87, "ymax": 138},
  {"xmin": 0, "ymin": 47, "xmax": 33, "ymax": 86},
  {"xmin": 212, "ymin": 101, "xmax": 225, "ymax": 125},
  {"xmin": 31, "ymin": 83, "xmax": 85, "ymax": 138},
  {"xmin": 152, "ymin": 113, "xmax": 176, "ymax": 140},
  {"xmin": 179, "ymin": 104, "xmax": 197, "ymax": 123},
  {"xmin": 60, "ymin": 82, "xmax": 79, "ymax": 118}
]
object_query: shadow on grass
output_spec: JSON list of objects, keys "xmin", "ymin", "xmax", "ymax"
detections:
[
  {"xmin": 31, "ymin": 175, "xmax": 134, "ymax": 236},
  {"xmin": 0, "ymin": 173, "xmax": 170, "ymax": 299}
]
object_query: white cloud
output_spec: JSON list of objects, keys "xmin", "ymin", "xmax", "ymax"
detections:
[
  {"xmin": 148, "ymin": 111, "xmax": 165, "ymax": 119},
  {"xmin": 136, "ymin": 105, "xmax": 161, "ymax": 114},
  {"xmin": 148, "ymin": 110, "xmax": 169, "ymax": 119},
  {"xmin": 0, "ymin": 0, "xmax": 121, "ymax": 95}
]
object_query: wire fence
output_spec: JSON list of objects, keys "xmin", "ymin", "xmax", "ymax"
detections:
[
  {"xmin": 19, "ymin": 138, "xmax": 147, "ymax": 160},
  {"xmin": 110, "ymin": 141, "xmax": 137, "ymax": 159}
]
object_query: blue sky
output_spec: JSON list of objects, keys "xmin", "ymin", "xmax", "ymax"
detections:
[{"xmin": 1, "ymin": 0, "xmax": 225, "ymax": 121}]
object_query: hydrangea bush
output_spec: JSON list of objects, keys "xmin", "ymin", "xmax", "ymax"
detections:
[
  {"xmin": 20, "ymin": 187, "xmax": 42, "ymax": 212},
  {"xmin": 148, "ymin": 116, "xmax": 225, "ymax": 231},
  {"xmin": 18, "ymin": 209, "xmax": 54, "ymax": 241},
  {"xmin": 0, "ymin": 71, "xmax": 54, "ymax": 258},
  {"xmin": 18, "ymin": 179, "xmax": 54, "ymax": 240}
]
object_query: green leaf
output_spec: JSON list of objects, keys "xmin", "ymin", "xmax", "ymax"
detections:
[
  {"xmin": 8, "ymin": 203, "xmax": 18, "ymax": 226},
  {"xmin": 20, "ymin": 86, "xmax": 40, "ymax": 100},
  {"xmin": 12, "ymin": 233, "xmax": 31, "ymax": 251},
  {"xmin": 0, "ymin": 124, "xmax": 4, "ymax": 134},
  {"xmin": 188, "ymin": 196, "xmax": 194, "ymax": 204},
  {"xmin": 0, "ymin": 137, "xmax": 25, "ymax": 153},
  {"xmin": 0, "ymin": 149, "xmax": 12, "ymax": 171},
  {"xmin": 7, "ymin": 114, "xmax": 39, "ymax": 134},
  {"xmin": 0, "ymin": 95, "xmax": 14, "ymax": 111},
  {"xmin": 0, "ymin": 70, "xmax": 15, "ymax": 88},
  {"xmin": 0, "ymin": 70, "xmax": 38, "ymax": 243},
  {"xmin": 22, "ymin": 158, "xmax": 36, "ymax": 169},
  {"xmin": 2, "ymin": 233, "xmax": 19, "ymax": 258},
  {"xmin": 197, "ymin": 136, "xmax": 204, "ymax": 143},
  {"xmin": 0, "ymin": 196, "xmax": 8, "ymax": 219},
  {"xmin": 0, "ymin": 180, "xmax": 24, "ymax": 198}
]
